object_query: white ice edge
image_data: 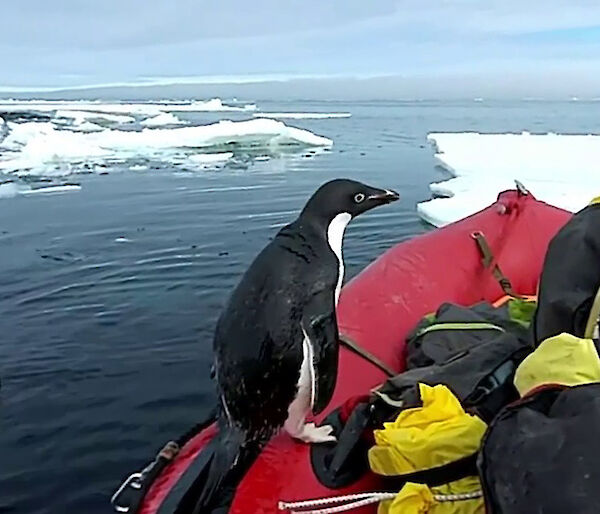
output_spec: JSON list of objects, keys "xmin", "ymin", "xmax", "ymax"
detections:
[
  {"xmin": 0, "ymin": 182, "xmax": 81, "ymax": 199},
  {"xmin": 20, "ymin": 184, "xmax": 82, "ymax": 195},
  {"xmin": 419, "ymin": 132, "xmax": 600, "ymax": 227}
]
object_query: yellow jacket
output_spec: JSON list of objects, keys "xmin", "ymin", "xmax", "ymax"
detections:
[{"xmin": 369, "ymin": 384, "xmax": 485, "ymax": 514}]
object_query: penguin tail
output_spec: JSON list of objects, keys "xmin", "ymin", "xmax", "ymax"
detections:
[{"xmin": 176, "ymin": 421, "xmax": 262, "ymax": 514}]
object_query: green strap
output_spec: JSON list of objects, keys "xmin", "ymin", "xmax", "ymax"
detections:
[
  {"xmin": 339, "ymin": 334, "xmax": 396, "ymax": 377},
  {"xmin": 472, "ymin": 231, "xmax": 522, "ymax": 299},
  {"xmin": 416, "ymin": 322, "xmax": 506, "ymax": 338}
]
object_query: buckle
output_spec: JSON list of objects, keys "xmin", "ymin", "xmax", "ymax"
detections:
[
  {"xmin": 514, "ymin": 180, "xmax": 529, "ymax": 196},
  {"xmin": 111, "ymin": 472, "xmax": 143, "ymax": 513}
]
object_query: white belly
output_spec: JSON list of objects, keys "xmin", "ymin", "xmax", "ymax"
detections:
[
  {"xmin": 284, "ymin": 332, "xmax": 315, "ymax": 435},
  {"xmin": 327, "ymin": 212, "xmax": 351, "ymax": 305}
]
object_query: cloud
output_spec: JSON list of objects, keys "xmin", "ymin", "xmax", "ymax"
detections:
[
  {"xmin": 1, "ymin": 0, "xmax": 599, "ymax": 92},
  {"xmin": 1, "ymin": 0, "xmax": 395, "ymax": 49}
]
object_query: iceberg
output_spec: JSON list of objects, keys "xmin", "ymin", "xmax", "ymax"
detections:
[
  {"xmin": 129, "ymin": 164, "xmax": 148, "ymax": 171},
  {"xmin": 140, "ymin": 112, "xmax": 185, "ymax": 127},
  {"xmin": 164, "ymin": 98, "xmax": 256, "ymax": 112},
  {"xmin": 189, "ymin": 152, "xmax": 234, "ymax": 164},
  {"xmin": 70, "ymin": 121, "xmax": 105, "ymax": 133},
  {"xmin": 0, "ymin": 181, "xmax": 21, "ymax": 198},
  {"xmin": 0, "ymin": 118, "xmax": 332, "ymax": 176},
  {"xmin": 253, "ymin": 112, "xmax": 351, "ymax": 120},
  {"xmin": 419, "ymin": 132, "xmax": 600, "ymax": 227},
  {"xmin": 54, "ymin": 109, "xmax": 136, "ymax": 125},
  {"xmin": 0, "ymin": 121, "xmax": 111, "ymax": 175}
]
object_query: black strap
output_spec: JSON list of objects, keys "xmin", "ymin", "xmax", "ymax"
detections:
[
  {"xmin": 329, "ymin": 404, "xmax": 372, "ymax": 476},
  {"xmin": 472, "ymin": 231, "xmax": 522, "ymax": 299},
  {"xmin": 339, "ymin": 334, "xmax": 396, "ymax": 377},
  {"xmin": 311, "ymin": 408, "xmax": 372, "ymax": 489},
  {"xmin": 380, "ymin": 453, "xmax": 479, "ymax": 492},
  {"xmin": 161, "ymin": 446, "xmax": 216, "ymax": 514},
  {"xmin": 112, "ymin": 408, "xmax": 218, "ymax": 514}
]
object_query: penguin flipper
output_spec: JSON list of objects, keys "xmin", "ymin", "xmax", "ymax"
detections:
[{"xmin": 302, "ymin": 290, "xmax": 339, "ymax": 415}]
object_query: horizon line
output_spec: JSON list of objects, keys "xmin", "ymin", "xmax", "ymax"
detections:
[{"xmin": 0, "ymin": 72, "xmax": 399, "ymax": 94}]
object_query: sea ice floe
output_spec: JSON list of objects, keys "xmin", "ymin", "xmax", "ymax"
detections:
[{"xmin": 0, "ymin": 118, "xmax": 332, "ymax": 176}]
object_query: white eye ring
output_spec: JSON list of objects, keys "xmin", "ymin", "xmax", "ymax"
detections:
[{"xmin": 354, "ymin": 193, "xmax": 365, "ymax": 203}]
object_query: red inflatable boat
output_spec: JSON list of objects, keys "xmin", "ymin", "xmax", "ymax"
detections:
[{"xmin": 114, "ymin": 190, "xmax": 570, "ymax": 514}]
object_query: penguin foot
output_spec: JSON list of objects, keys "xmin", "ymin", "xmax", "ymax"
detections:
[{"xmin": 294, "ymin": 423, "xmax": 337, "ymax": 444}]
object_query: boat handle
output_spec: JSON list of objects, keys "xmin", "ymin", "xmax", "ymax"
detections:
[{"xmin": 111, "ymin": 472, "xmax": 143, "ymax": 513}]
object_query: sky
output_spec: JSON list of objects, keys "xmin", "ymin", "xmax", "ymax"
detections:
[{"xmin": 2, "ymin": 0, "xmax": 600, "ymax": 96}]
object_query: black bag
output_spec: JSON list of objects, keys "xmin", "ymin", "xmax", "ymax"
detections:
[
  {"xmin": 405, "ymin": 302, "xmax": 530, "ymax": 371},
  {"xmin": 379, "ymin": 302, "xmax": 532, "ymax": 425},
  {"xmin": 534, "ymin": 201, "xmax": 600, "ymax": 344},
  {"xmin": 479, "ymin": 383, "xmax": 600, "ymax": 514}
]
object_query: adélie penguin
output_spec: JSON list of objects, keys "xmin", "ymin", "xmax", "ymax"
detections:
[{"xmin": 189, "ymin": 179, "xmax": 399, "ymax": 513}]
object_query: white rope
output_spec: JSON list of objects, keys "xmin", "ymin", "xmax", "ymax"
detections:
[
  {"xmin": 278, "ymin": 490, "xmax": 483, "ymax": 513},
  {"xmin": 435, "ymin": 491, "xmax": 482, "ymax": 502},
  {"xmin": 279, "ymin": 493, "xmax": 395, "ymax": 514}
]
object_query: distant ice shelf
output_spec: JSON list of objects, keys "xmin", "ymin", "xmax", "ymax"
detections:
[
  {"xmin": 253, "ymin": 112, "xmax": 351, "ymax": 120},
  {"xmin": 419, "ymin": 132, "xmax": 600, "ymax": 227},
  {"xmin": 0, "ymin": 98, "xmax": 256, "ymax": 116}
]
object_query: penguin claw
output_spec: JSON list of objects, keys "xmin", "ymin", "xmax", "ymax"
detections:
[{"xmin": 295, "ymin": 423, "xmax": 337, "ymax": 444}]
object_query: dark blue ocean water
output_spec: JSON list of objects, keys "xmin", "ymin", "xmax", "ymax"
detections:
[{"xmin": 1, "ymin": 99, "xmax": 598, "ymax": 513}]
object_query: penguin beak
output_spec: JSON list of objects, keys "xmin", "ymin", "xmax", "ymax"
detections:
[{"xmin": 368, "ymin": 189, "xmax": 400, "ymax": 204}]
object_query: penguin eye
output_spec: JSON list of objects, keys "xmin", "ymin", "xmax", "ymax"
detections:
[{"xmin": 354, "ymin": 193, "xmax": 365, "ymax": 203}]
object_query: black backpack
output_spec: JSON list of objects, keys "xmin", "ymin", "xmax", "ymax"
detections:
[
  {"xmin": 480, "ymin": 383, "xmax": 600, "ymax": 514},
  {"xmin": 534, "ymin": 201, "xmax": 600, "ymax": 344}
]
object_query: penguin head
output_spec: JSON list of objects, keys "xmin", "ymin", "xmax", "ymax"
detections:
[{"xmin": 301, "ymin": 179, "xmax": 399, "ymax": 224}]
